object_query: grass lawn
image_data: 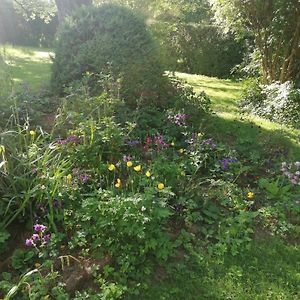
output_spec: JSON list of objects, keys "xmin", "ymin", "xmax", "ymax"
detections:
[
  {"xmin": 132, "ymin": 238, "xmax": 300, "ymax": 300},
  {"xmin": 176, "ymin": 72, "xmax": 300, "ymax": 160},
  {"xmin": 1, "ymin": 45, "xmax": 53, "ymax": 91},
  {"xmin": 1, "ymin": 46, "xmax": 300, "ymax": 299}
]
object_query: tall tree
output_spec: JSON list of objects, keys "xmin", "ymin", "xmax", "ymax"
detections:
[
  {"xmin": 210, "ymin": 0, "xmax": 300, "ymax": 83},
  {"xmin": 12, "ymin": 0, "xmax": 92, "ymax": 23},
  {"xmin": 55, "ymin": 0, "xmax": 92, "ymax": 22}
]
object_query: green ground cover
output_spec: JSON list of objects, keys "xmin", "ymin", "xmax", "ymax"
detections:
[{"xmin": 1, "ymin": 46, "xmax": 299, "ymax": 299}]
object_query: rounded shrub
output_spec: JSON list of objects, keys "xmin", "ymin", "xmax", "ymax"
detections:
[{"xmin": 51, "ymin": 4, "xmax": 166, "ymax": 106}]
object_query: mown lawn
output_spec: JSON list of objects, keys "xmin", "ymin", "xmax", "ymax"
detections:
[
  {"xmin": 2, "ymin": 45, "xmax": 53, "ymax": 91},
  {"xmin": 176, "ymin": 72, "xmax": 300, "ymax": 160},
  {"xmin": 132, "ymin": 238, "xmax": 300, "ymax": 300},
  {"xmin": 2, "ymin": 46, "xmax": 300, "ymax": 299}
]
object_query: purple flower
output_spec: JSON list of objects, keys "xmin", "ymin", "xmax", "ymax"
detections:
[
  {"xmin": 34, "ymin": 224, "xmax": 46, "ymax": 233},
  {"xmin": 219, "ymin": 158, "xmax": 238, "ymax": 170},
  {"xmin": 66, "ymin": 135, "xmax": 80, "ymax": 143},
  {"xmin": 43, "ymin": 234, "xmax": 51, "ymax": 243},
  {"xmin": 32, "ymin": 234, "xmax": 40, "ymax": 241},
  {"xmin": 201, "ymin": 138, "xmax": 217, "ymax": 149},
  {"xmin": 168, "ymin": 113, "xmax": 190, "ymax": 126},
  {"xmin": 25, "ymin": 239, "xmax": 33, "ymax": 247},
  {"xmin": 57, "ymin": 135, "xmax": 81, "ymax": 145},
  {"xmin": 125, "ymin": 140, "xmax": 140, "ymax": 146},
  {"xmin": 154, "ymin": 134, "xmax": 169, "ymax": 149},
  {"xmin": 79, "ymin": 174, "xmax": 90, "ymax": 184}
]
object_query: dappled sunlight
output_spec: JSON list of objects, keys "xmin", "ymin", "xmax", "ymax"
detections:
[
  {"xmin": 176, "ymin": 71, "xmax": 300, "ymax": 156},
  {"xmin": 175, "ymin": 72, "xmax": 243, "ymax": 113},
  {"xmin": 3, "ymin": 45, "xmax": 52, "ymax": 90}
]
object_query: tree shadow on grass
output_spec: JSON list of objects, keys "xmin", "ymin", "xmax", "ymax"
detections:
[
  {"xmin": 129, "ymin": 238, "xmax": 300, "ymax": 300},
  {"xmin": 204, "ymin": 113, "xmax": 300, "ymax": 160},
  {"xmin": 9, "ymin": 58, "xmax": 52, "ymax": 90}
]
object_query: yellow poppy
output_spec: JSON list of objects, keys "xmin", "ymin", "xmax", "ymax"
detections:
[
  {"xmin": 157, "ymin": 183, "xmax": 165, "ymax": 190},
  {"xmin": 108, "ymin": 164, "xmax": 116, "ymax": 171},
  {"xmin": 115, "ymin": 178, "xmax": 121, "ymax": 188},
  {"xmin": 171, "ymin": 142, "xmax": 175, "ymax": 146},
  {"xmin": 29, "ymin": 130, "xmax": 36, "ymax": 136},
  {"xmin": 247, "ymin": 192, "xmax": 254, "ymax": 199},
  {"xmin": 134, "ymin": 165, "xmax": 141, "ymax": 172},
  {"xmin": 146, "ymin": 171, "xmax": 151, "ymax": 177},
  {"xmin": 127, "ymin": 161, "xmax": 133, "ymax": 167}
]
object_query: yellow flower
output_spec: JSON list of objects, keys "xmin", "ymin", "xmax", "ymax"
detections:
[
  {"xmin": 197, "ymin": 132, "xmax": 204, "ymax": 138},
  {"xmin": 247, "ymin": 192, "xmax": 254, "ymax": 199},
  {"xmin": 29, "ymin": 130, "xmax": 36, "ymax": 136},
  {"xmin": 115, "ymin": 178, "xmax": 121, "ymax": 188},
  {"xmin": 145, "ymin": 171, "xmax": 151, "ymax": 178},
  {"xmin": 108, "ymin": 164, "xmax": 116, "ymax": 171},
  {"xmin": 127, "ymin": 161, "xmax": 133, "ymax": 167},
  {"xmin": 178, "ymin": 148, "xmax": 184, "ymax": 154},
  {"xmin": 171, "ymin": 142, "xmax": 175, "ymax": 146},
  {"xmin": 134, "ymin": 165, "xmax": 141, "ymax": 172},
  {"xmin": 157, "ymin": 183, "xmax": 165, "ymax": 190}
]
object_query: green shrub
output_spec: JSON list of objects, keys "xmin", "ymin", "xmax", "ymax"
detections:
[
  {"xmin": 240, "ymin": 80, "xmax": 300, "ymax": 128},
  {"xmin": 51, "ymin": 4, "xmax": 166, "ymax": 106}
]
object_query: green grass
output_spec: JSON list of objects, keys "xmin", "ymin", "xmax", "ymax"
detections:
[
  {"xmin": 176, "ymin": 72, "xmax": 243, "ymax": 113},
  {"xmin": 1, "ymin": 45, "xmax": 53, "ymax": 91},
  {"xmin": 176, "ymin": 72, "xmax": 300, "ymax": 159},
  {"xmin": 134, "ymin": 238, "xmax": 300, "ymax": 300}
]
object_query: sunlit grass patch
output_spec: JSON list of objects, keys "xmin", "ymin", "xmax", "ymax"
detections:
[
  {"xmin": 175, "ymin": 72, "xmax": 243, "ymax": 113},
  {"xmin": 176, "ymin": 72, "xmax": 300, "ymax": 158},
  {"xmin": 2, "ymin": 45, "xmax": 53, "ymax": 91}
]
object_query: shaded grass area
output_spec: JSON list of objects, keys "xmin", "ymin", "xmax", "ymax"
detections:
[
  {"xmin": 135, "ymin": 238, "xmax": 300, "ymax": 300},
  {"xmin": 1, "ymin": 45, "xmax": 53, "ymax": 91}
]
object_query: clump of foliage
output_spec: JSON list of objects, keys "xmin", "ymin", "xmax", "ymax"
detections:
[
  {"xmin": 51, "ymin": 3, "xmax": 166, "ymax": 106},
  {"xmin": 240, "ymin": 80, "xmax": 300, "ymax": 128},
  {"xmin": 1, "ymin": 71, "xmax": 299, "ymax": 298}
]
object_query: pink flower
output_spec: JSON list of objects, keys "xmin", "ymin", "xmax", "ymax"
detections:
[
  {"xmin": 25, "ymin": 239, "xmax": 33, "ymax": 247},
  {"xmin": 34, "ymin": 224, "xmax": 46, "ymax": 232},
  {"xmin": 43, "ymin": 234, "xmax": 51, "ymax": 243},
  {"xmin": 32, "ymin": 234, "xmax": 39, "ymax": 241}
]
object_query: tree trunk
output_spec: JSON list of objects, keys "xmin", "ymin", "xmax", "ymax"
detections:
[{"xmin": 55, "ymin": 0, "xmax": 92, "ymax": 23}]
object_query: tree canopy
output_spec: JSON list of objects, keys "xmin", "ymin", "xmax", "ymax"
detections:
[{"xmin": 210, "ymin": 0, "xmax": 300, "ymax": 83}]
